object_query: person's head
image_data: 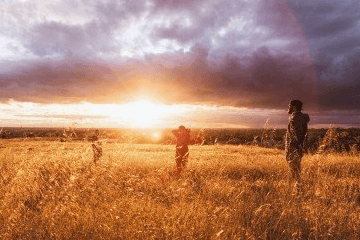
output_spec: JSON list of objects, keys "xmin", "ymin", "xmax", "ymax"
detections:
[
  {"xmin": 288, "ymin": 100, "xmax": 303, "ymax": 114},
  {"xmin": 178, "ymin": 125, "xmax": 188, "ymax": 133},
  {"xmin": 95, "ymin": 129, "xmax": 100, "ymax": 135}
]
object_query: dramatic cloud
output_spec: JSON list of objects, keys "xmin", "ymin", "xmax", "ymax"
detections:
[
  {"xmin": 0, "ymin": 0, "xmax": 359, "ymax": 126},
  {"xmin": 0, "ymin": 45, "xmax": 319, "ymax": 110}
]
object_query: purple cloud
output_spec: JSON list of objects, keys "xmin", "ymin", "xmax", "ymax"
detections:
[{"xmin": 0, "ymin": 0, "xmax": 359, "ymax": 115}]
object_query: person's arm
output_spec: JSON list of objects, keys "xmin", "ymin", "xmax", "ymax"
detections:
[
  {"xmin": 288, "ymin": 114, "xmax": 299, "ymax": 144},
  {"xmin": 304, "ymin": 114, "xmax": 310, "ymax": 124},
  {"xmin": 184, "ymin": 130, "xmax": 191, "ymax": 146},
  {"xmin": 293, "ymin": 114, "xmax": 309, "ymax": 144}
]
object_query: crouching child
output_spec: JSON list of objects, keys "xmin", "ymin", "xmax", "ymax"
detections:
[{"xmin": 91, "ymin": 129, "xmax": 103, "ymax": 164}]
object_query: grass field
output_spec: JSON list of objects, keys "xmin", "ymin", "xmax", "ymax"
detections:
[{"xmin": 1, "ymin": 139, "xmax": 360, "ymax": 239}]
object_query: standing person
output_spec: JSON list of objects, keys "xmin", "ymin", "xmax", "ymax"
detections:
[
  {"xmin": 195, "ymin": 129, "xmax": 205, "ymax": 145},
  {"xmin": 285, "ymin": 100, "xmax": 310, "ymax": 193},
  {"xmin": 172, "ymin": 125, "xmax": 191, "ymax": 175},
  {"xmin": 90, "ymin": 129, "xmax": 103, "ymax": 164}
]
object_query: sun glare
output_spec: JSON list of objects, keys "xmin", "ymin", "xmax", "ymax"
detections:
[
  {"xmin": 126, "ymin": 100, "xmax": 158, "ymax": 127},
  {"xmin": 151, "ymin": 131, "xmax": 162, "ymax": 139},
  {"xmin": 110, "ymin": 100, "xmax": 177, "ymax": 128}
]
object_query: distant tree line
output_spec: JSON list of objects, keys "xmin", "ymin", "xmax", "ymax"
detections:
[{"xmin": 0, "ymin": 127, "xmax": 359, "ymax": 153}]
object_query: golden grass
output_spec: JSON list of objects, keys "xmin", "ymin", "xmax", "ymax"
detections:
[{"xmin": 1, "ymin": 139, "xmax": 360, "ymax": 239}]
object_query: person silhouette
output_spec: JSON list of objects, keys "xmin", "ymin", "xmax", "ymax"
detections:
[
  {"xmin": 172, "ymin": 125, "xmax": 190, "ymax": 175},
  {"xmin": 91, "ymin": 129, "xmax": 103, "ymax": 164},
  {"xmin": 285, "ymin": 100, "xmax": 310, "ymax": 194}
]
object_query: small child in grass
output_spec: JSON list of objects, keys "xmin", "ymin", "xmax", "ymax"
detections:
[{"xmin": 90, "ymin": 129, "xmax": 102, "ymax": 164}]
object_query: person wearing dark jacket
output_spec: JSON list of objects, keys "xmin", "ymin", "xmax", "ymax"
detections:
[
  {"xmin": 172, "ymin": 125, "xmax": 190, "ymax": 174},
  {"xmin": 285, "ymin": 100, "xmax": 310, "ymax": 192}
]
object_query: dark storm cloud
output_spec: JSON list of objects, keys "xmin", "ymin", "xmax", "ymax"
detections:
[
  {"xmin": 1, "ymin": 0, "xmax": 359, "ymax": 115},
  {"xmin": 0, "ymin": 46, "xmax": 319, "ymax": 111},
  {"xmin": 316, "ymin": 49, "xmax": 360, "ymax": 110},
  {"xmin": 0, "ymin": 58, "xmax": 119, "ymax": 102},
  {"xmin": 308, "ymin": 17, "xmax": 356, "ymax": 38},
  {"xmin": 285, "ymin": 0, "xmax": 360, "ymax": 56},
  {"xmin": 307, "ymin": 109, "xmax": 360, "ymax": 128},
  {"xmin": 284, "ymin": 0, "xmax": 360, "ymax": 112},
  {"xmin": 159, "ymin": 46, "xmax": 318, "ymax": 109}
]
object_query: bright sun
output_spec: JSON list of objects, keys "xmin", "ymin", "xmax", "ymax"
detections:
[
  {"xmin": 110, "ymin": 100, "xmax": 173, "ymax": 128},
  {"xmin": 125, "ymin": 100, "xmax": 159, "ymax": 127}
]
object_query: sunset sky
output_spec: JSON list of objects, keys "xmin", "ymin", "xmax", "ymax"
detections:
[{"xmin": 0, "ymin": 0, "xmax": 359, "ymax": 129}]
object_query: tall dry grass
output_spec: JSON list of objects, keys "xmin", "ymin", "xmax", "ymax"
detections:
[{"xmin": 0, "ymin": 139, "xmax": 360, "ymax": 239}]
